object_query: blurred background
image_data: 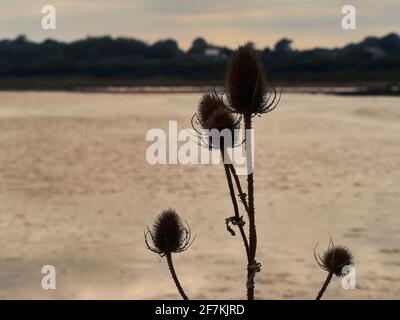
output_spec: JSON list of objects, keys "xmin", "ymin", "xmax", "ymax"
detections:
[
  {"xmin": 0, "ymin": 0, "xmax": 399, "ymax": 90},
  {"xmin": 0, "ymin": 1, "xmax": 399, "ymax": 300}
]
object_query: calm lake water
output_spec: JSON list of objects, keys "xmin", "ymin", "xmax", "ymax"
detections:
[{"xmin": 0, "ymin": 91, "xmax": 399, "ymax": 299}]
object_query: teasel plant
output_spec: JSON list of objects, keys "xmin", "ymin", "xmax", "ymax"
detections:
[
  {"xmin": 145, "ymin": 209, "xmax": 195, "ymax": 300},
  {"xmin": 189, "ymin": 46, "xmax": 281, "ymax": 299},
  {"xmin": 224, "ymin": 46, "xmax": 281, "ymax": 299},
  {"xmin": 145, "ymin": 46, "xmax": 355, "ymax": 300},
  {"xmin": 314, "ymin": 236, "xmax": 355, "ymax": 300}
]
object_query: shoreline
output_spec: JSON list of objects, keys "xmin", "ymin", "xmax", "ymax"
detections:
[
  {"xmin": 0, "ymin": 78, "xmax": 398, "ymax": 96},
  {"xmin": 1, "ymin": 85, "xmax": 399, "ymax": 96}
]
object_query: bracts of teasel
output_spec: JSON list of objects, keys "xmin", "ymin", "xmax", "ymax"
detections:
[
  {"xmin": 145, "ymin": 209, "xmax": 195, "ymax": 300},
  {"xmin": 314, "ymin": 238, "xmax": 354, "ymax": 300}
]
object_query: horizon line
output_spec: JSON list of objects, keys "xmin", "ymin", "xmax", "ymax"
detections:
[{"xmin": 3, "ymin": 31, "xmax": 398, "ymax": 52}]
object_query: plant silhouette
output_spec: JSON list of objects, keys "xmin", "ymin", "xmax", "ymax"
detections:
[{"xmin": 144, "ymin": 46, "xmax": 354, "ymax": 300}]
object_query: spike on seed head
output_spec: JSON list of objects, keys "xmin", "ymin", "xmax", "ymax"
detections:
[
  {"xmin": 145, "ymin": 209, "xmax": 194, "ymax": 257},
  {"xmin": 225, "ymin": 46, "xmax": 267, "ymax": 115},
  {"xmin": 315, "ymin": 241, "xmax": 354, "ymax": 277}
]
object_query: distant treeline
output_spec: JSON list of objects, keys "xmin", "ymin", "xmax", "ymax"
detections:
[{"xmin": 0, "ymin": 33, "xmax": 399, "ymax": 87}]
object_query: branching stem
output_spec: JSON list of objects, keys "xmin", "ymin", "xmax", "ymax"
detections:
[
  {"xmin": 221, "ymin": 150, "xmax": 251, "ymax": 262},
  {"xmin": 228, "ymin": 164, "xmax": 250, "ymax": 214}
]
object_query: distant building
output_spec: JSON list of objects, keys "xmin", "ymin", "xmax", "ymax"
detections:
[
  {"xmin": 204, "ymin": 48, "xmax": 220, "ymax": 56},
  {"xmin": 204, "ymin": 47, "xmax": 227, "ymax": 59},
  {"xmin": 188, "ymin": 37, "xmax": 228, "ymax": 59}
]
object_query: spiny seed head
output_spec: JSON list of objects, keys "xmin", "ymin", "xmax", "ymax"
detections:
[
  {"xmin": 197, "ymin": 93, "xmax": 223, "ymax": 129},
  {"xmin": 207, "ymin": 106, "xmax": 239, "ymax": 149},
  {"xmin": 145, "ymin": 209, "xmax": 194, "ymax": 256},
  {"xmin": 315, "ymin": 244, "xmax": 354, "ymax": 277},
  {"xmin": 225, "ymin": 46, "xmax": 267, "ymax": 115},
  {"xmin": 207, "ymin": 104, "xmax": 238, "ymax": 132},
  {"xmin": 195, "ymin": 92, "xmax": 240, "ymax": 149}
]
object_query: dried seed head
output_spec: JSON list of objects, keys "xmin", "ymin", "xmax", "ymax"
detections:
[
  {"xmin": 145, "ymin": 209, "xmax": 194, "ymax": 256},
  {"xmin": 207, "ymin": 104, "xmax": 238, "ymax": 132},
  {"xmin": 207, "ymin": 106, "xmax": 240, "ymax": 149},
  {"xmin": 225, "ymin": 46, "xmax": 267, "ymax": 115},
  {"xmin": 197, "ymin": 93, "xmax": 223, "ymax": 129},
  {"xmin": 194, "ymin": 92, "xmax": 240, "ymax": 149},
  {"xmin": 315, "ymin": 242, "xmax": 354, "ymax": 277}
]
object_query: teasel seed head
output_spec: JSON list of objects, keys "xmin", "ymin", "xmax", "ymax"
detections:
[
  {"xmin": 314, "ymin": 239, "xmax": 354, "ymax": 277},
  {"xmin": 206, "ymin": 103, "xmax": 238, "ymax": 132},
  {"xmin": 193, "ymin": 92, "xmax": 241, "ymax": 149},
  {"xmin": 145, "ymin": 209, "xmax": 194, "ymax": 257},
  {"xmin": 225, "ymin": 46, "xmax": 280, "ymax": 116},
  {"xmin": 197, "ymin": 93, "xmax": 224, "ymax": 130},
  {"xmin": 225, "ymin": 46, "xmax": 266, "ymax": 115}
]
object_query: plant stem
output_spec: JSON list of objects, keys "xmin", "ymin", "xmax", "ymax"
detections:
[
  {"xmin": 221, "ymin": 150, "xmax": 250, "ymax": 261},
  {"xmin": 316, "ymin": 271, "xmax": 333, "ymax": 300},
  {"xmin": 229, "ymin": 164, "xmax": 249, "ymax": 214},
  {"xmin": 166, "ymin": 253, "xmax": 189, "ymax": 300},
  {"xmin": 221, "ymin": 149, "xmax": 251, "ymax": 299},
  {"xmin": 244, "ymin": 113, "xmax": 257, "ymax": 300},
  {"xmin": 223, "ymin": 166, "xmax": 251, "ymax": 262}
]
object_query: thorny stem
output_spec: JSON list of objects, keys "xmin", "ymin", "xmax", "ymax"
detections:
[
  {"xmin": 221, "ymin": 150, "xmax": 250, "ymax": 262},
  {"xmin": 244, "ymin": 113, "xmax": 257, "ymax": 300},
  {"xmin": 166, "ymin": 253, "xmax": 189, "ymax": 300},
  {"xmin": 316, "ymin": 271, "xmax": 334, "ymax": 300}
]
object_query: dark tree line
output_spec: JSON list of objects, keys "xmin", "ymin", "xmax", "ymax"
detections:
[{"xmin": 0, "ymin": 33, "xmax": 399, "ymax": 84}]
